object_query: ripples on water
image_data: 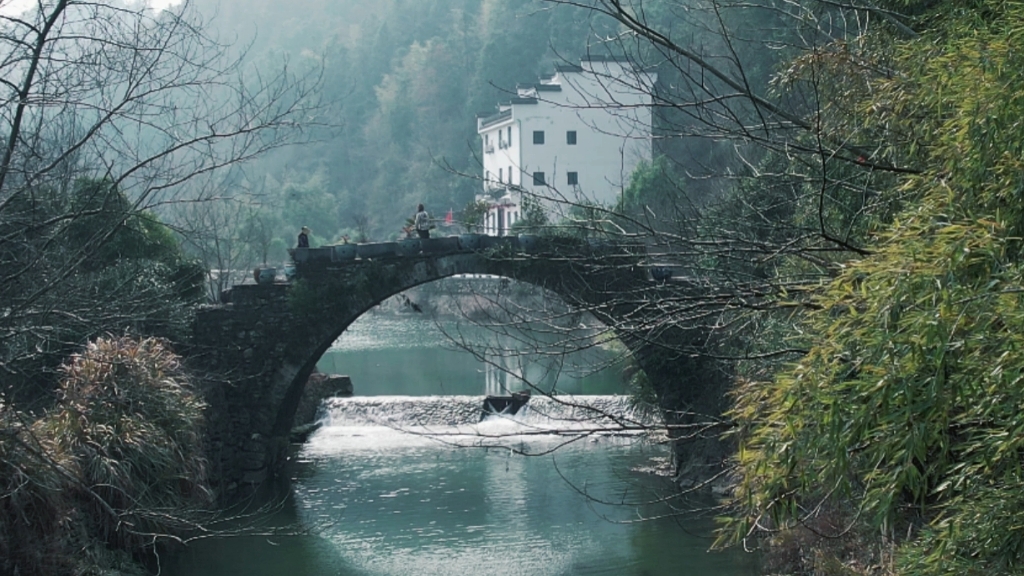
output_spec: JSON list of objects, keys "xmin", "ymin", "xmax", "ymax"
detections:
[
  {"xmin": 284, "ymin": 395, "xmax": 757, "ymax": 576},
  {"xmin": 330, "ymin": 314, "xmax": 451, "ymax": 352},
  {"xmin": 165, "ymin": 394, "xmax": 757, "ymax": 576}
]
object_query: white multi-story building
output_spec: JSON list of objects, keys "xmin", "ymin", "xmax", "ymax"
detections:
[{"xmin": 475, "ymin": 56, "xmax": 656, "ymax": 236}]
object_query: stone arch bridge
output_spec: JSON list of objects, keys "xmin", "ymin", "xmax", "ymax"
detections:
[{"xmin": 192, "ymin": 235, "xmax": 724, "ymax": 494}]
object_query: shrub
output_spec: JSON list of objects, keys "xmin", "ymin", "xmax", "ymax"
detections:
[
  {"xmin": 0, "ymin": 399, "xmax": 73, "ymax": 576},
  {"xmin": 38, "ymin": 335, "xmax": 211, "ymax": 553}
]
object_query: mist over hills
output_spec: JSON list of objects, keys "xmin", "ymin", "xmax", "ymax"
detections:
[{"xmin": 184, "ymin": 0, "xmax": 612, "ymax": 253}]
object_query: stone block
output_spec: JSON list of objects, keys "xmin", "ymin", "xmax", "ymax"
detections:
[
  {"xmin": 458, "ymin": 233, "xmax": 482, "ymax": 250},
  {"xmin": 332, "ymin": 244, "xmax": 357, "ymax": 261},
  {"xmin": 241, "ymin": 469, "xmax": 268, "ymax": 484},
  {"xmin": 420, "ymin": 236, "xmax": 460, "ymax": 254},
  {"xmin": 396, "ymin": 238, "xmax": 421, "ymax": 256},
  {"xmin": 294, "ymin": 373, "xmax": 354, "ymax": 425},
  {"xmin": 357, "ymin": 242, "xmax": 398, "ymax": 259},
  {"xmin": 240, "ymin": 452, "xmax": 265, "ymax": 471},
  {"xmin": 243, "ymin": 439, "xmax": 265, "ymax": 453}
]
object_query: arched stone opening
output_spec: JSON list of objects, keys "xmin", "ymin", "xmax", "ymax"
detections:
[
  {"xmin": 268, "ymin": 271, "xmax": 637, "ymax": 446},
  {"xmin": 277, "ymin": 275, "xmax": 633, "ymax": 440}
]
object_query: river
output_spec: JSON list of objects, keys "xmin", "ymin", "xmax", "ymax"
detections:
[{"xmin": 165, "ymin": 310, "xmax": 758, "ymax": 576}]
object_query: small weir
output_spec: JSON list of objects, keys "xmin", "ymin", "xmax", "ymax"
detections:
[
  {"xmin": 320, "ymin": 394, "xmax": 650, "ymax": 427},
  {"xmin": 310, "ymin": 395, "xmax": 656, "ymax": 455}
]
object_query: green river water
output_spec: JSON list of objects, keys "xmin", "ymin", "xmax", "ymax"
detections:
[{"xmin": 164, "ymin": 312, "xmax": 759, "ymax": 576}]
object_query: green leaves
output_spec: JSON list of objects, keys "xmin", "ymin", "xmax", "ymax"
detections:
[{"xmin": 723, "ymin": 3, "xmax": 1024, "ymax": 572}]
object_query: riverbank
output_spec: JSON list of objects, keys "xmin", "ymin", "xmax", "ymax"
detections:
[{"xmin": 0, "ymin": 337, "xmax": 209, "ymax": 576}]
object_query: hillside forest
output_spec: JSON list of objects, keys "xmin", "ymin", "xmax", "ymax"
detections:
[{"xmin": 3, "ymin": 0, "xmax": 1024, "ymax": 575}]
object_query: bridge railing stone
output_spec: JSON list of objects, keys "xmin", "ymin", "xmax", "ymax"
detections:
[
  {"xmin": 288, "ymin": 235, "xmax": 657, "ymax": 280},
  {"xmin": 396, "ymin": 238, "xmax": 422, "ymax": 256},
  {"xmin": 421, "ymin": 236, "xmax": 461, "ymax": 254},
  {"xmin": 333, "ymin": 244, "xmax": 357, "ymax": 261},
  {"xmin": 457, "ymin": 233, "xmax": 482, "ymax": 250},
  {"xmin": 291, "ymin": 247, "xmax": 332, "ymax": 263},
  {"xmin": 355, "ymin": 242, "xmax": 397, "ymax": 259}
]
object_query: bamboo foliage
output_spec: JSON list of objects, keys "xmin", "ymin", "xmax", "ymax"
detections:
[{"xmin": 723, "ymin": 3, "xmax": 1024, "ymax": 572}]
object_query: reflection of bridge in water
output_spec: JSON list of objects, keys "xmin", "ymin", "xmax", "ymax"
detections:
[
  {"xmin": 193, "ymin": 234, "xmax": 713, "ymax": 498},
  {"xmin": 483, "ymin": 353, "xmax": 524, "ymax": 397}
]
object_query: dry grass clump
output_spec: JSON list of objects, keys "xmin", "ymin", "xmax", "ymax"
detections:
[
  {"xmin": 0, "ymin": 400, "xmax": 75, "ymax": 576},
  {"xmin": 759, "ymin": 505, "xmax": 896, "ymax": 576},
  {"xmin": 1, "ymin": 336, "xmax": 212, "ymax": 574}
]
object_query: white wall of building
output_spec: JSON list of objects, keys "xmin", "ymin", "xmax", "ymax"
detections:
[{"xmin": 476, "ymin": 57, "xmax": 656, "ymax": 234}]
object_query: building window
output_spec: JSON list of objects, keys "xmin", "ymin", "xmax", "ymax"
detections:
[
  {"xmin": 566, "ymin": 130, "xmax": 577, "ymax": 145},
  {"xmin": 509, "ymin": 166, "xmax": 513, "ymax": 184},
  {"xmin": 498, "ymin": 168, "xmax": 503, "ymax": 183},
  {"xmin": 507, "ymin": 126, "xmax": 512, "ymax": 147},
  {"xmin": 567, "ymin": 171, "xmax": 578, "ymax": 186},
  {"xmin": 533, "ymin": 130, "xmax": 545, "ymax": 145},
  {"xmin": 533, "ymin": 171, "xmax": 545, "ymax": 185}
]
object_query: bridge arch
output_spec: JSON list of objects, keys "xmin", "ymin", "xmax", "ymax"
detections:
[{"xmin": 192, "ymin": 239, "xmax": 720, "ymax": 495}]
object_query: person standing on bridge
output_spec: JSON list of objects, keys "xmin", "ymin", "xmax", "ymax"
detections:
[
  {"xmin": 414, "ymin": 204, "xmax": 432, "ymax": 239},
  {"xmin": 297, "ymin": 226, "xmax": 311, "ymax": 248}
]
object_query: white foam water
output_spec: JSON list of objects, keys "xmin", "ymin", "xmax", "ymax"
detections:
[{"xmin": 304, "ymin": 395, "xmax": 655, "ymax": 455}]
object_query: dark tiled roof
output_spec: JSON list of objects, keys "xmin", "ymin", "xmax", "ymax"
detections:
[
  {"xmin": 581, "ymin": 54, "xmax": 630, "ymax": 62},
  {"xmin": 555, "ymin": 55, "xmax": 629, "ymax": 73},
  {"xmin": 554, "ymin": 64, "xmax": 583, "ymax": 73},
  {"xmin": 482, "ymin": 56, "xmax": 632, "ymax": 116},
  {"xmin": 516, "ymin": 83, "xmax": 562, "ymax": 92},
  {"xmin": 478, "ymin": 108, "xmax": 512, "ymax": 129}
]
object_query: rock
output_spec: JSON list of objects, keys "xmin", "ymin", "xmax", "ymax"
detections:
[
  {"xmin": 290, "ymin": 421, "xmax": 322, "ymax": 443},
  {"xmin": 480, "ymin": 390, "xmax": 531, "ymax": 420},
  {"xmin": 293, "ymin": 372, "xmax": 354, "ymax": 425},
  {"xmin": 322, "ymin": 375, "xmax": 354, "ymax": 396}
]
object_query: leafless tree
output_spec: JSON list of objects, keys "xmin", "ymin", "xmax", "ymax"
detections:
[
  {"xmin": 482, "ymin": 0, "xmax": 920, "ymax": 347},
  {"xmin": 0, "ymin": 0, "xmax": 325, "ymax": 402},
  {"xmin": 0, "ymin": 2, "xmax": 329, "ymax": 570},
  {"xmin": 175, "ymin": 184, "xmax": 268, "ymax": 301}
]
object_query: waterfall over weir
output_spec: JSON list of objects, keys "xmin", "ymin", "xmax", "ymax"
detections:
[{"xmin": 308, "ymin": 395, "xmax": 656, "ymax": 455}]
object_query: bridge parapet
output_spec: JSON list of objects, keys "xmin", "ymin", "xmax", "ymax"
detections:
[{"xmin": 290, "ymin": 234, "xmax": 649, "ymax": 268}]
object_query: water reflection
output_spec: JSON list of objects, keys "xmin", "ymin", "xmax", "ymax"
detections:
[
  {"xmin": 318, "ymin": 313, "xmax": 623, "ymax": 397},
  {"xmin": 483, "ymin": 351, "xmax": 524, "ymax": 396}
]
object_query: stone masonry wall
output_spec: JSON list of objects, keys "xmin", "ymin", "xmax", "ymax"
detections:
[{"xmin": 193, "ymin": 284, "xmax": 295, "ymax": 494}]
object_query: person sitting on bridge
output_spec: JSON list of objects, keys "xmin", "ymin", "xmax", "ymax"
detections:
[
  {"xmin": 297, "ymin": 226, "xmax": 310, "ymax": 248},
  {"xmin": 414, "ymin": 204, "xmax": 432, "ymax": 239}
]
